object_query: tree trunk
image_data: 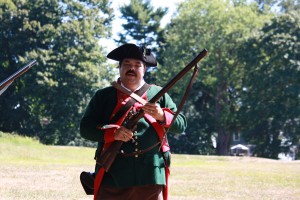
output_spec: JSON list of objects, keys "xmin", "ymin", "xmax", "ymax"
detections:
[
  {"xmin": 215, "ymin": 71, "xmax": 230, "ymax": 155},
  {"xmin": 216, "ymin": 128, "xmax": 231, "ymax": 155}
]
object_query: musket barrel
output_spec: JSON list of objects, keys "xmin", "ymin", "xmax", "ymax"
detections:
[
  {"xmin": 149, "ymin": 49, "xmax": 208, "ymax": 103},
  {"xmin": 0, "ymin": 60, "xmax": 37, "ymax": 90}
]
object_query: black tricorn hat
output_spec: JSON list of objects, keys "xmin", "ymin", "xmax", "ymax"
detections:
[{"xmin": 107, "ymin": 43, "xmax": 157, "ymax": 67}]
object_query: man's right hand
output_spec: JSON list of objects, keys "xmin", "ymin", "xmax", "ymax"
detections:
[{"xmin": 114, "ymin": 126, "xmax": 133, "ymax": 142}]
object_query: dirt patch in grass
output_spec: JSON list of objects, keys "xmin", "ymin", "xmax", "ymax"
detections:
[{"xmin": 0, "ymin": 164, "xmax": 93, "ymax": 200}]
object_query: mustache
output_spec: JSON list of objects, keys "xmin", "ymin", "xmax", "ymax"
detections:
[{"xmin": 125, "ymin": 69, "xmax": 137, "ymax": 76}]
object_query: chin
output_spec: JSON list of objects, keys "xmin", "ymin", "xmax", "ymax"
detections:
[{"xmin": 125, "ymin": 76, "xmax": 139, "ymax": 82}]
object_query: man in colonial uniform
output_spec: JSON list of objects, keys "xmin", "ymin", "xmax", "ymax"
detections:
[{"xmin": 80, "ymin": 43, "xmax": 187, "ymax": 200}]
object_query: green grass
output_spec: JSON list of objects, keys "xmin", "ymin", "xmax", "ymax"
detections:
[
  {"xmin": 0, "ymin": 132, "xmax": 94, "ymax": 165},
  {"xmin": 1, "ymin": 132, "xmax": 300, "ymax": 200}
]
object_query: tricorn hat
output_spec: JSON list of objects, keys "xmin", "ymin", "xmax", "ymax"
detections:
[{"xmin": 107, "ymin": 43, "xmax": 157, "ymax": 67}]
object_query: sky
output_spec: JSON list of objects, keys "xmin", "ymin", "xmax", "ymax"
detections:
[{"xmin": 101, "ymin": 0, "xmax": 184, "ymax": 52}]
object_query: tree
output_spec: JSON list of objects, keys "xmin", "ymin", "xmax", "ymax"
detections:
[
  {"xmin": 0, "ymin": 0, "xmax": 114, "ymax": 145},
  {"xmin": 116, "ymin": 0, "xmax": 168, "ymax": 84},
  {"xmin": 239, "ymin": 12, "xmax": 300, "ymax": 159},
  {"xmin": 253, "ymin": 0, "xmax": 300, "ymax": 13},
  {"xmin": 253, "ymin": 0, "xmax": 278, "ymax": 11},
  {"xmin": 116, "ymin": 0, "xmax": 167, "ymax": 50},
  {"xmin": 279, "ymin": 0, "xmax": 300, "ymax": 13},
  {"xmin": 156, "ymin": 0, "xmax": 273, "ymax": 155}
]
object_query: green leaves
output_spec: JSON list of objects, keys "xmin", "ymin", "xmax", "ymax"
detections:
[
  {"xmin": 117, "ymin": 0, "xmax": 167, "ymax": 48},
  {"xmin": 157, "ymin": 0, "xmax": 273, "ymax": 155},
  {"xmin": 0, "ymin": 0, "xmax": 114, "ymax": 145},
  {"xmin": 239, "ymin": 12, "xmax": 300, "ymax": 158}
]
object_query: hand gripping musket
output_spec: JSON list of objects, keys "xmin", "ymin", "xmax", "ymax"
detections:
[
  {"xmin": 0, "ymin": 60, "xmax": 37, "ymax": 95},
  {"xmin": 98, "ymin": 49, "xmax": 208, "ymax": 172}
]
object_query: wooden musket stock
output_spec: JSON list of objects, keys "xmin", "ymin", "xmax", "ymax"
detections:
[{"xmin": 98, "ymin": 49, "xmax": 208, "ymax": 172}]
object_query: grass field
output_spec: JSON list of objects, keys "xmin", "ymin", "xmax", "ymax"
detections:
[{"xmin": 0, "ymin": 132, "xmax": 300, "ymax": 200}]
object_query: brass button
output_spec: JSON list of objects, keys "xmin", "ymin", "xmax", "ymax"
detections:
[
  {"xmin": 135, "ymin": 148, "xmax": 138, "ymax": 151},
  {"xmin": 135, "ymin": 136, "xmax": 138, "ymax": 140},
  {"xmin": 135, "ymin": 142, "xmax": 138, "ymax": 145},
  {"xmin": 135, "ymin": 155, "xmax": 138, "ymax": 158}
]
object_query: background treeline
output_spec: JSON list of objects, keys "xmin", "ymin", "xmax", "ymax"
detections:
[{"xmin": 0, "ymin": 0, "xmax": 299, "ymax": 159}]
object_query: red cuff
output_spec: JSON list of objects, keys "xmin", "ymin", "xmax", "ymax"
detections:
[
  {"xmin": 103, "ymin": 128, "xmax": 116, "ymax": 143},
  {"xmin": 97, "ymin": 124, "xmax": 120, "ymax": 143},
  {"xmin": 162, "ymin": 108, "xmax": 175, "ymax": 128}
]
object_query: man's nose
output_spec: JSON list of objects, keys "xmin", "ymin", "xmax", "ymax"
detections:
[{"xmin": 128, "ymin": 66, "xmax": 136, "ymax": 70}]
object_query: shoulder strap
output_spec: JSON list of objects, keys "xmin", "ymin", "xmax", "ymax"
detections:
[
  {"xmin": 110, "ymin": 82, "xmax": 149, "ymax": 124},
  {"xmin": 111, "ymin": 81, "xmax": 148, "ymax": 105}
]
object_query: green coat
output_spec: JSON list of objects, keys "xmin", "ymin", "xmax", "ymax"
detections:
[{"xmin": 80, "ymin": 85, "xmax": 187, "ymax": 188}]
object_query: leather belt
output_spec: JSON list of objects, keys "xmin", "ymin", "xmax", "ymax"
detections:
[{"xmin": 119, "ymin": 142, "xmax": 161, "ymax": 157}]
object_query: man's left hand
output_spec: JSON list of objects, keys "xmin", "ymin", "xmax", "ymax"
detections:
[{"xmin": 142, "ymin": 103, "xmax": 165, "ymax": 122}]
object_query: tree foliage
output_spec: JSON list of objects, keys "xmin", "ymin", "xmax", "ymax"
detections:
[
  {"xmin": 156, "ymin": 0, "xmax": 273, "ymax": 155},
  {"xmin": 279, "ymin": 0, "xmax": 300, "ymax": 12},
  {"xmin": 239, "ymin": 11, "xmax": 300, "ymax": 158},
  {"xmin": 0, "ymin": 0, "xmax": 114, "ymax": 145},
  {"xmin": 116, "ymin": 0, "xmax": 168, "ymax": 84},
  {"xmin": 116, "ymin": 0, "xmax": 167, "ymax": 51}
]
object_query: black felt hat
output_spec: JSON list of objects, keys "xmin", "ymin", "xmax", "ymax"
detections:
[{"xmin": 107, "ymin": 43, "xmax": 157, "ymax": 67}]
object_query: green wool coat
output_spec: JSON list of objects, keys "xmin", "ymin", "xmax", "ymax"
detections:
[{"xmin": 80, "ymin": 85, "xmax": 187, "ymax": 188}]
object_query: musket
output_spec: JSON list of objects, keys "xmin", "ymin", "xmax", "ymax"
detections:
[
  {"xmin": 98, "ymin": 49, "xmax": 208, "ymax": 172},
  {"xmin": 0, "ymin": 60, "xmax": 37, "ymax": 95}
]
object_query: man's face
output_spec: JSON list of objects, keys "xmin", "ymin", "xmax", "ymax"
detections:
[{"xmin": 119, "ymin": 58, "xmax": 146, "ymax": 90}]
